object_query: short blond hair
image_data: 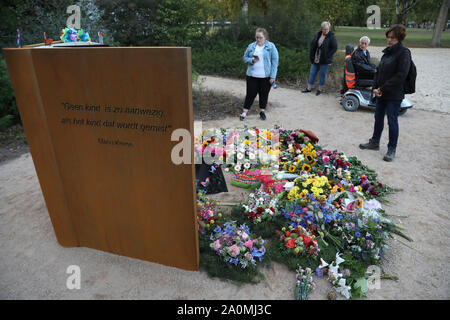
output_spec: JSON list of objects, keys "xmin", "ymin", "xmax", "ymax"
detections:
[{"xmin": 255, "ymin": 27, "xmax": 269, "ymax": 40}]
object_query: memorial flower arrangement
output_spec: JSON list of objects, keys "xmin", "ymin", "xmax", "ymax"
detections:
[
  {"xmin": 196, "ymin": 193, "xmax": 222, "ymax": 235},
  {"xmin": 209, "ymin": 221, "xmax": 266, "ymax": 269},
  {"xmin": 195, "ymin": 127, "xmax": 410, "ymax": 299},
  {"xmin": 294, "ymin": 266, "xmax": 316, "ymax": 300},
  {"xmin": 242, "ymin": 190, "xmax": 280, "ymax": 223}
]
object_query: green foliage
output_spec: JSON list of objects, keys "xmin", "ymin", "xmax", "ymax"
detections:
[
  {"xmin": 0, "ymin": 56, "xmax": 18, "ymax": 131},
  {"xmin": 198, "ymin": 229, "xmax": 267, "ymax": 284},
  {"xmin": 229, "ymin": 206, "xmax": 284, "ymax": 240}
]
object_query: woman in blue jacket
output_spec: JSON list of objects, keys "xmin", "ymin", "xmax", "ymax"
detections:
[{"xmin": 240, "ymin": 28, "xmax": 279, "ymax": 121}]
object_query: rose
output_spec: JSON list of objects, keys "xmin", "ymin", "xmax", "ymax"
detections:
[
  {"xmin": 213, "ymin": 239, "xmax": 221, "ymax": 251},
  {"xmin": 241, "ymin": 232, "xmax": 249, "ymax": 241},
  {"xmin": 302, "ymin": 236, "xmax": 312, "ymax": 246},
  {"xmin": 228, "ymin": 244, "xmax": 240, "ymax": 257},
  {"xmin": 285, "ymin": 238, "xmax": 296, "ymax": 249},
  {"xmin": 244, "ymin": 240, "xmax": 253, "ymax": 248}
]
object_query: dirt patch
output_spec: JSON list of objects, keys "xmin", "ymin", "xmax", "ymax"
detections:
[
  {"xmin": 0, "ymin": 124, "xmax": 28, "ymax": 164},
  {"xmin": 193, "ymin": 87, "xmax": 283, "ymax": 121}
]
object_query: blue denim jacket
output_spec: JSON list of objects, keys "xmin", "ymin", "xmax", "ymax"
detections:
[{"xmin": 243, "ymin": 40, "xmax": 279, "ymax": 79}]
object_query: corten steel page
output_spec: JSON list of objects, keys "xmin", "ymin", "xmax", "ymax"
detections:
[{"xmin": 3, "ymin": 46, "xmax": 199, "ymax": 271}]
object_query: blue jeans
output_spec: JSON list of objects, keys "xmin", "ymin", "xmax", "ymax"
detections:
[
  {"xmin": 371, "ymin": 99, "xmax": 402, "ymax": 149},
  {"xmin": 308, "ymin": 63, "xmax": 330, "ymax": 87}
]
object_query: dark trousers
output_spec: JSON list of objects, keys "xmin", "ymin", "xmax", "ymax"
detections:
[
  {"xmin": 371, "ymin": 99, "xmax": 401, "ymax": 149},
  {"xmin": 243, "ymin": 76, "xmax": 271, "ymax": 110}
]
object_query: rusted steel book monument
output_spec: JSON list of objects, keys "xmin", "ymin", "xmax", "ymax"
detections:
[{"xmin": 3, "ymin": 46, "xmax": 199, "ymax": 271}]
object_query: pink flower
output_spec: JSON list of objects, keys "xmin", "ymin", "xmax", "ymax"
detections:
[
  {"xmin": 241, "ymin": 232, "xmax": 249, "ymax": 241},
  {"xmin": 228, "ymin": 245, "xmax": 240, "ymax": 258},
  {"xmin": 322, "ymin": 156, "xmax": 330, "ymax": 163},
  {"xmin": 348, "ymin": 185, "xmax": 356, "ymax": 193},
  {"xmin": 213, "ymin": 240, "xmax": 221, "ymax": 251},
  {"xmin": 244, "ymin": 252, "xmax": 252, "ymax": 260},
  {"xmin": 244, "ymin": 240, "xmax": 253, "ymax": 248}
]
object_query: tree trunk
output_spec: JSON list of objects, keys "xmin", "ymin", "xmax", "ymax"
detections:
[
  {"xmin": 431, "ymin": 0, "xmax": 450, "ymax": 47},
  {"xmin": 242, "ymin": 0, "xmax": 248, "ymax": 24}
]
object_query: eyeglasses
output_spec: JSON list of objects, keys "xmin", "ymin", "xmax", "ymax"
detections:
[{"xmin": 255, "ymin": 36, "xmax": 264, "ymax": 39}]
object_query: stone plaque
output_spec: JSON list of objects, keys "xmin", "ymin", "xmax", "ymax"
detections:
[{"xmin": 3, "ymin": 46, "xmax": 199, "ymax": 270}]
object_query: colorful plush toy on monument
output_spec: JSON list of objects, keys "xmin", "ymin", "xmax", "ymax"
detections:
[
  {"xmin": 98, "ymin": 31, "xmax": 104, "ymax": 44},
  {"xmin": 60, "ymin": 27, "xmax": 78, "ymax": 42},
  {"xmin": 77, "ymin": 29, "xmax": 91, "ymax": 42}
]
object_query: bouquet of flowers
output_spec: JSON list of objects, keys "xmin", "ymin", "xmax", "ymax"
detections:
[
  {"xmin": 294, "ymin": 266, "xmax": 316, "ymax": 300},
  {"xmin": 209, "ymin": 221, "xmax": 266, "ymax": 269},
  {"xmin": 197, "ymin": 193, "xmax": 222, "ymax": 234},
  {"xmin": 277, "ymin": 225, "xmax": 320, "ymax": 256},
  {"xmin": 242, "ymin": 191, "xmax": 280, "ymax": 223}
]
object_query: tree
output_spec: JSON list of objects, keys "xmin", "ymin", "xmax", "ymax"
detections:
[
  {"xmin": 431, "ymin": 0, "xmax": 450, "ymax": 47},
  {"xmin": 395, "ymin": 0, "xmax": 422, "ymax": 25}
]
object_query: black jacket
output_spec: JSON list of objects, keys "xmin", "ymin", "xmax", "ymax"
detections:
[
  {"xmin": 374, "ymin": 42, "xmax": 411, "ymax": 101},
  {"xmin": 309, "ymin": 31, "xmax": 338, "ymax": 65},
  {"xmin": 352, "ymin": 47, "xmax": 376, "ymax": 78}
]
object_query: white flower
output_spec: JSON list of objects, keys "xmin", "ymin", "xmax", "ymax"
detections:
[
  {"xmin": 319, "ymin": 258, "xmax": 329, "ymax": 268},
  {"xmin": 244, "ymin": 162, "xmax": 251, "ymax": 169},
  {"xmin": 335, "ymin": 282, "xmax": 352, "ymax": 299},
  {"xmin": 234, "ymin": 164, "xmax": 241, "ymax": 171},
  {"xmin": 249, "ymin": 153, "xmax": 256, "ymax": 160},
  {"xmin": 237, "ymin": 153, "xmax": 244, "ymax": 160},
  {"xmin": 335, "ymin": 252, "xmax": 345, "ymax": 265}
]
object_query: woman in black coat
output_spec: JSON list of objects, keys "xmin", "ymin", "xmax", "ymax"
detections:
[
  {"xmin": 359, "ymin": 25, "xmax": 412, "ymax": 162},
  {"xmin": 302, "ymin": 21, "xmax": 338, "ymax": 96}
]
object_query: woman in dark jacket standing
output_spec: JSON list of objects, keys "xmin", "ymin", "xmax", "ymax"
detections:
[
  {"xmin": 359, "ymin": 25, "xmax": 412, "ymax": 162},
  {"xmin": 302, "ymin": 21, "xmax": 338, "ymax": 96}
]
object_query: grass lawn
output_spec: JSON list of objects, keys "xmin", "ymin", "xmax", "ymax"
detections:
[{"xmin": 334, "ymin": 26, "xmax": 450, "ymax": 48}]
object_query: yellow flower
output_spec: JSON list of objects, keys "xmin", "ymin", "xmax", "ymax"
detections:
[
  {"xmin": 301, "ymin": 163, "xmax": 311, "ymax": 172},
  {"xmin": 289, "ymin": 165, "xmax": 296, "ymax": 173},
  {"xmin": 332, "ymin": 185, "xmax": 339, "ymax": 194},
  {"xmin": 355, "ymin": 197, "xmax": 364, "ymax": 208}
]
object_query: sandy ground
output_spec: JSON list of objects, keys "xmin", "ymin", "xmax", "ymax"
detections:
[
  {"xmin": 364, "ymin": 46, "xmax": 450, "ymax": 114},
  {"xmin": 1, "ymin": 48, "xmax": 449, "ymax": 300}
]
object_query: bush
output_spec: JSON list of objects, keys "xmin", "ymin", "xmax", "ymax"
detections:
[{"xmin": 0, "ymin": 55, "xmax": 19, "ymax": 131}]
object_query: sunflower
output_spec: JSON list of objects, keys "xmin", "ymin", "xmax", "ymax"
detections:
[
  {"xmin": 301, "ymin": 163, "xmax": 311, "ymax": 172},
  {"xmin": 355, "ymin": 197, "xmax": 364, "ymax": 208},
  {"xmin": 288, "ymin": 165, "xmax": 297, "ymax": 173},
  {"xmin": 306, "ymin": 154, "xmax": 314, "ymax": 163}
]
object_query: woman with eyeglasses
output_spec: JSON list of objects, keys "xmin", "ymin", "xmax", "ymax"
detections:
[
  {"xmin": 302, "ymin": 21, "xmax": 337, "ymax": 96},
  {"xmin": 240, "ymin": 28, "xmax": 279, "ymax": 121},
  {"xmin": 359, "ymin": 24, "xmax": 412, "ymax": 162}
]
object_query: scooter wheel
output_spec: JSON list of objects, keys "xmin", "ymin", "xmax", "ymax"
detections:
[
  {"xmin": 399, "ymin": 108, "xmax": 408, "ymax": 116},
  {"xmin": 342, "ymin": 95, "xmax": 359, "ymax": 112}
]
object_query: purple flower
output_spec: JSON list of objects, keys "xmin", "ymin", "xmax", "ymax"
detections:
[{"xmin": 355, "ymin": 232, "xmax": 361, "ymax": 237}]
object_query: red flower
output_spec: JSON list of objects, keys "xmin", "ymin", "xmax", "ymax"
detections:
[
  {"xmin": 302, "ymin": 236, "xmax": 312, "ymax": 246},
  {"xmin": 378, "ymin": 183, "xmax": 383, "ymax": 187},
  {"xmin": 270, "ymin": 207, "xmax": 275, "ymax": 213},
  {"xmin": 257, "ymin": 207, "xmax": 264, "ymax": 214},
  {"xmin": 318, "ymin": 171, "xmax": 322, "ymax": 176},
  {"xmin": 248, "ymin": 212, "xmax": 256, "ymax": 220},
  {"xmin": 285, "ymin": 231, "xmax": 291, "ymax": 237},
  {"xmin": 285, "ymin": 238, "xmax": 296, "ymax": 249}
]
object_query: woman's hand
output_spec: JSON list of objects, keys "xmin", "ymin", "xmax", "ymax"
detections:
[
  {"xmin": 252, "ymin": 56, "xmax": 259, "ymax": 63},
  {"xmin": 269, "ymin": 78, "xmax": 275, "ymax": 84},
  {"xmin": 373, "ymin": 88, "xmax": 382, "ymax": 97}
]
